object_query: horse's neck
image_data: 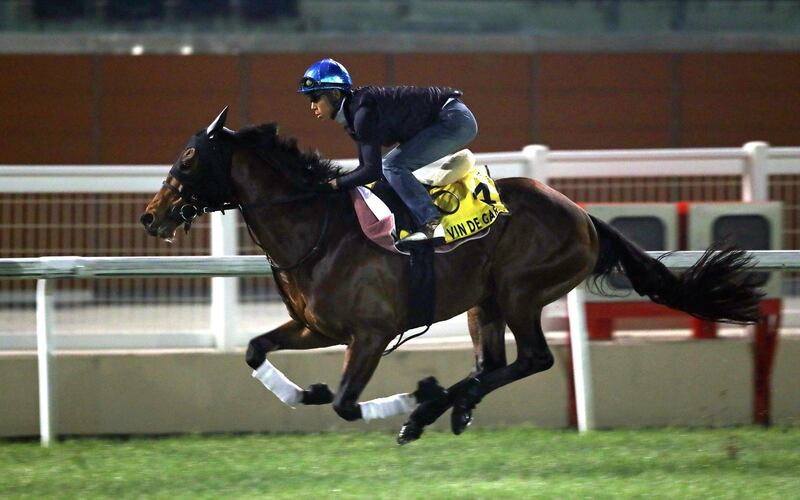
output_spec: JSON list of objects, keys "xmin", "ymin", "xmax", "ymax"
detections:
[{"xmin": 231, "ymin": 153, "xmax": 335, "ymax": 269}]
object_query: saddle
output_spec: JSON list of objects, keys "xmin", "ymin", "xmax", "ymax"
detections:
[
  {"xmin": 351, "ymin": 149, "xmax": 509, "ymax": 255},
  {"xmin": 349, "ymin": 150, "xmax": 510, "ymax": 335}
]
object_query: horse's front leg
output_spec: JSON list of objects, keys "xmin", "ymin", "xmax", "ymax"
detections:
[
  {"xmin": 331, "ymin": 333, "xmax": 398, "ymax": 421},
  {"xmin": 247, "ymin": 319, "xmax": 341, "ymax": 407},
  {"xmin": 331, "ymin": 333, "xmax": 448, "ymax": 423}
]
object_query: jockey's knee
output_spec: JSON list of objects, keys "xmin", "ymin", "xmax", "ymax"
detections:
[
  {"xmin": 333, "ymin": 399, "xmax": 363, "ymax": 421},
  {"xmin": 445, "ymin": 105, "xmax": 478, "ymax": 144},
  {"xmin": 464, "ymin": 118, "xmax": 478, "ymax": 143},
  {"xmin": 455, "ymin": 112, "xmax": 478, "ymax": 144}
]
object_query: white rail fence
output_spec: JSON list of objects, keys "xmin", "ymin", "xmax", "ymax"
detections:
[
  {"xmin": 6, "ymin": 141, "xmax": 793, "ymax": 196},
  {"xmin": 4, "ymin": 250, "xmax": 799, "ymax": 444},
  {"xmin": 3, "ymin": 142, "xmax": 798, "ymax": 444},
  {"xmin": 1, "ymin": 141, "xmax": 799, "ymax": 351}
]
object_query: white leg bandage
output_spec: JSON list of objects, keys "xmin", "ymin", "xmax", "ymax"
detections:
[
  {"xmin": 359, "ymin": 393, "xmax": 417, "ymax": 421},
  {"xmin": 252, "ymin": 359, "xmax": 304, "ymax": 408}
]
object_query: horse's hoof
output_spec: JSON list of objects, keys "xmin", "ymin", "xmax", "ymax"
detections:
[
  {"xmin": 451, "ymin": 407, "xmax": 473, "ymax": 435},
  {"xmin": 301, "ymin": 383, "xmax": 334, "ymax": 405},
  {"xmin": 397, "ymin": 421, "xmax": 423, "ymax": 445}
]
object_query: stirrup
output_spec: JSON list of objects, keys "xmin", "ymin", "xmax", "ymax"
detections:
[{"xmin": 398, "ymin": 222, "xmax": 445, "ymax": 246}]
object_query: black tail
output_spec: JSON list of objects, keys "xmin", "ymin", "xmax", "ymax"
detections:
[{"xmin": 589, "ymin": 214, "xmax": 763, "ymax": 324}]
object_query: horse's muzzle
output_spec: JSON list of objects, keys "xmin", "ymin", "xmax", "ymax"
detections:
[
  {"xmin": 140, "ymin": 212, "xmax": 157, "ymax": 236},
  {"xmin": 140, "ymin": 206, "xmax": 194, "ymax": 240},
  {"xmin": 140, "ymin": 212, "xmax": 155, "ymax": 228},
  {"xmin": 140, "ymin": 211, "xmax": 178, "ymax": 239}
]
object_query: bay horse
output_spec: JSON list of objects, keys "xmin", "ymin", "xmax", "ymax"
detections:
[{"xmin": 141, "ymin": 109, "xmax": 762, "ymax": 444}]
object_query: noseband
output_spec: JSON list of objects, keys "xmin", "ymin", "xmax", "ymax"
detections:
[{"xmin": 161, "ymin": 179, "xmax": 238, "ymax": 226}]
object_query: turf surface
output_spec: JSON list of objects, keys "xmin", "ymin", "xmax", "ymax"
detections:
[{"xmin": 1, "ymin": 426, "xmax": 798, "ymax": 499}]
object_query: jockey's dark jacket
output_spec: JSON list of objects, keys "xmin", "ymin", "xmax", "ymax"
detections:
[{"xmin": 336, "ymin": 85, "xmax": 463, "ymax": 190}]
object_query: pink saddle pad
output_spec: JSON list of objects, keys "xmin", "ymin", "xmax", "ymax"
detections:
[{"xmin": 350, "ymin": 187, "xmax": 491, "ymax": 255}]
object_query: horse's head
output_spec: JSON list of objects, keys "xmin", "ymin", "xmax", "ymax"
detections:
[
  {"xmin": 142, "ymin": 108, "xmax": 340, "ymax": 243},
  {"xmin": 140, "ymin": 107, "xmax": 235, "ymax": 241}
]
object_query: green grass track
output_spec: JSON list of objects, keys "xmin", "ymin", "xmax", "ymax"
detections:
[{"xmin": 1, "ymin": 426, "xmax": 799, "ymax": 499}]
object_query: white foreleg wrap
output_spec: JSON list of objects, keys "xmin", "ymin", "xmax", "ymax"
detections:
[
  {"xmin": 252, "ymin": 359, "xmax": 304, "ymax": 408},
  {"xmin": 359, "ymin": 393, "xmax": 417, "ymax": 421}
]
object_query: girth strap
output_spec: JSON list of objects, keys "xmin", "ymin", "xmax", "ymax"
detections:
[{"xmin": 383, "ymin": 242, "xmax": 436, "ymax": 355}]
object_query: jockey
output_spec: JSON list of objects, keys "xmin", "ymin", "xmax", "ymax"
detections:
[{"xmin": 298, "ymin": 58, "xmax": 478, "ymax": 242}]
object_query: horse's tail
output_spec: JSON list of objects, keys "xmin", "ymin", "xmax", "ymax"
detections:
[{"xmin": 588, "ymin": 214, "xmax": 763, "ymax": 324}]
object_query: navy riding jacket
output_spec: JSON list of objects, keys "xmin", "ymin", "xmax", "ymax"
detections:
[{"xmin": 336, "ymin": 85, "xmax": 463, "ymax": 190}]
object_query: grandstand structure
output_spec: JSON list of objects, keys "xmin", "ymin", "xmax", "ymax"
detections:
[{"xmin": 2, "ymin": 1, "xmax": 799, "ymax": 36}]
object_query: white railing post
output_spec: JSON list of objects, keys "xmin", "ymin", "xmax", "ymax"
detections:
[
  {"xmin": 567, "ymin": 286, "xmax": 595, "ymax": 433},
  {"xmin": 36, "ymin": 279, "xmax": 55, "ymax": 446},
  {"xmin": 522, "ymin": 145, "xmax": 550, "ymax": 184},
  {"xmin": 743, "ymin": 141, "xmax": 769, "ymax": 202},
  {"xmin": 210, "ymin": 211, "xmax": 239, "ymax": 351}
]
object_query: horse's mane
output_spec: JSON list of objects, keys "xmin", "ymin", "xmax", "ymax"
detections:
[{"xmin": 235, "ymin": 123, "xmax": 341, "ymax": 185}]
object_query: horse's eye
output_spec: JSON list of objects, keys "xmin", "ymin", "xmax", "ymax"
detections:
[{"xmin": 180, "ymin": 148, "xmax": 196, "ymax": 169}]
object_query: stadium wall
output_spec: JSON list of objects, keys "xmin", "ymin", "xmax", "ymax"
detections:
[
  {"xmin": 2, "ymin": 339, "xmax": 798, "ymax": 438},
  {"xmin": 1, "ymin": 52, "xmax": 799, "ymax": 166}
]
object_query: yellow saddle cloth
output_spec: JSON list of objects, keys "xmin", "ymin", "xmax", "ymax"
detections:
[{"xmin": 400, "ymin": 166, "xmax": 510, "ymax": 244}]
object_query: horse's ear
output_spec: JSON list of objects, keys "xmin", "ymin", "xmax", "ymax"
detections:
[{"xmin": 206, "ymin": 106, "xmax": 229, "ymax": 138}]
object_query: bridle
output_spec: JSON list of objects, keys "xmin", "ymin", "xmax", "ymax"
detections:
[
  {"xmin": 163, "ymin": 135, "xmax": 335, "ymax": 272},
  {"xmin": 161, "ymin": 179, "xmax": 237, "ymax": 225}
]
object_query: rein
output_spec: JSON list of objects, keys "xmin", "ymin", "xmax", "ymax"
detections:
[
  {"xmin": 241, "ymin": 148, "xmax": 336, "ymax": 272},
  {"xmin": 244, "ymin": 192, "xmax": 333, "ymax": 272}
]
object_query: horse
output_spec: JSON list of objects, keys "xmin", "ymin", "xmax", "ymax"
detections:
[{"xmin": 141, "ymin": 109, "xmax": 762, "ymax": 444}]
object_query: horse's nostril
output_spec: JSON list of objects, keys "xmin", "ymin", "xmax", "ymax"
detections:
[{"xmin": 140, "ymin": 212, "xmax": 155, "ymax": 227}]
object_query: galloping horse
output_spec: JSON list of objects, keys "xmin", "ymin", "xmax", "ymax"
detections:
[{"xmin": 141, "ymin": 109, "xmax": 762, "ymax": 444}]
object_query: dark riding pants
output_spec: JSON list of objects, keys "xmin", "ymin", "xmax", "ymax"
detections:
[{"xmin": 382, "ymin": 100, "xmax": 478, "ymax": 227}]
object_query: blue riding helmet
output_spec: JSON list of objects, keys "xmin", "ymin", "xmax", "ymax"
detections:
[{"xmin": 298, "ymin": 58, "xmax": 352, "ymax": 94}]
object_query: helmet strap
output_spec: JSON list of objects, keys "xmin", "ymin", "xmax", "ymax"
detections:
[{"xmin": 326, "ymin": 90, "xmax": 345, "ymax": 119}]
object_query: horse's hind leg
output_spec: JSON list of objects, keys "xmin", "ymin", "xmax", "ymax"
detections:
[
  {"xmin": 450, "ymin": 306, "xmax": 553, "ymax": 435},
  {"xmin": 468, "ymin": 296, "xmax": 508, "ymax": 377},
  {"xmin": 247, "ymin": 320, "xmax": 342, "ymax": 406},
  {"xmin": 451, "ymin": 297, "xmax": 509, "ymax": 432},
  {"xmin": 398, "ymin": 298, "xmax": 507, "ymax": 444}
]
